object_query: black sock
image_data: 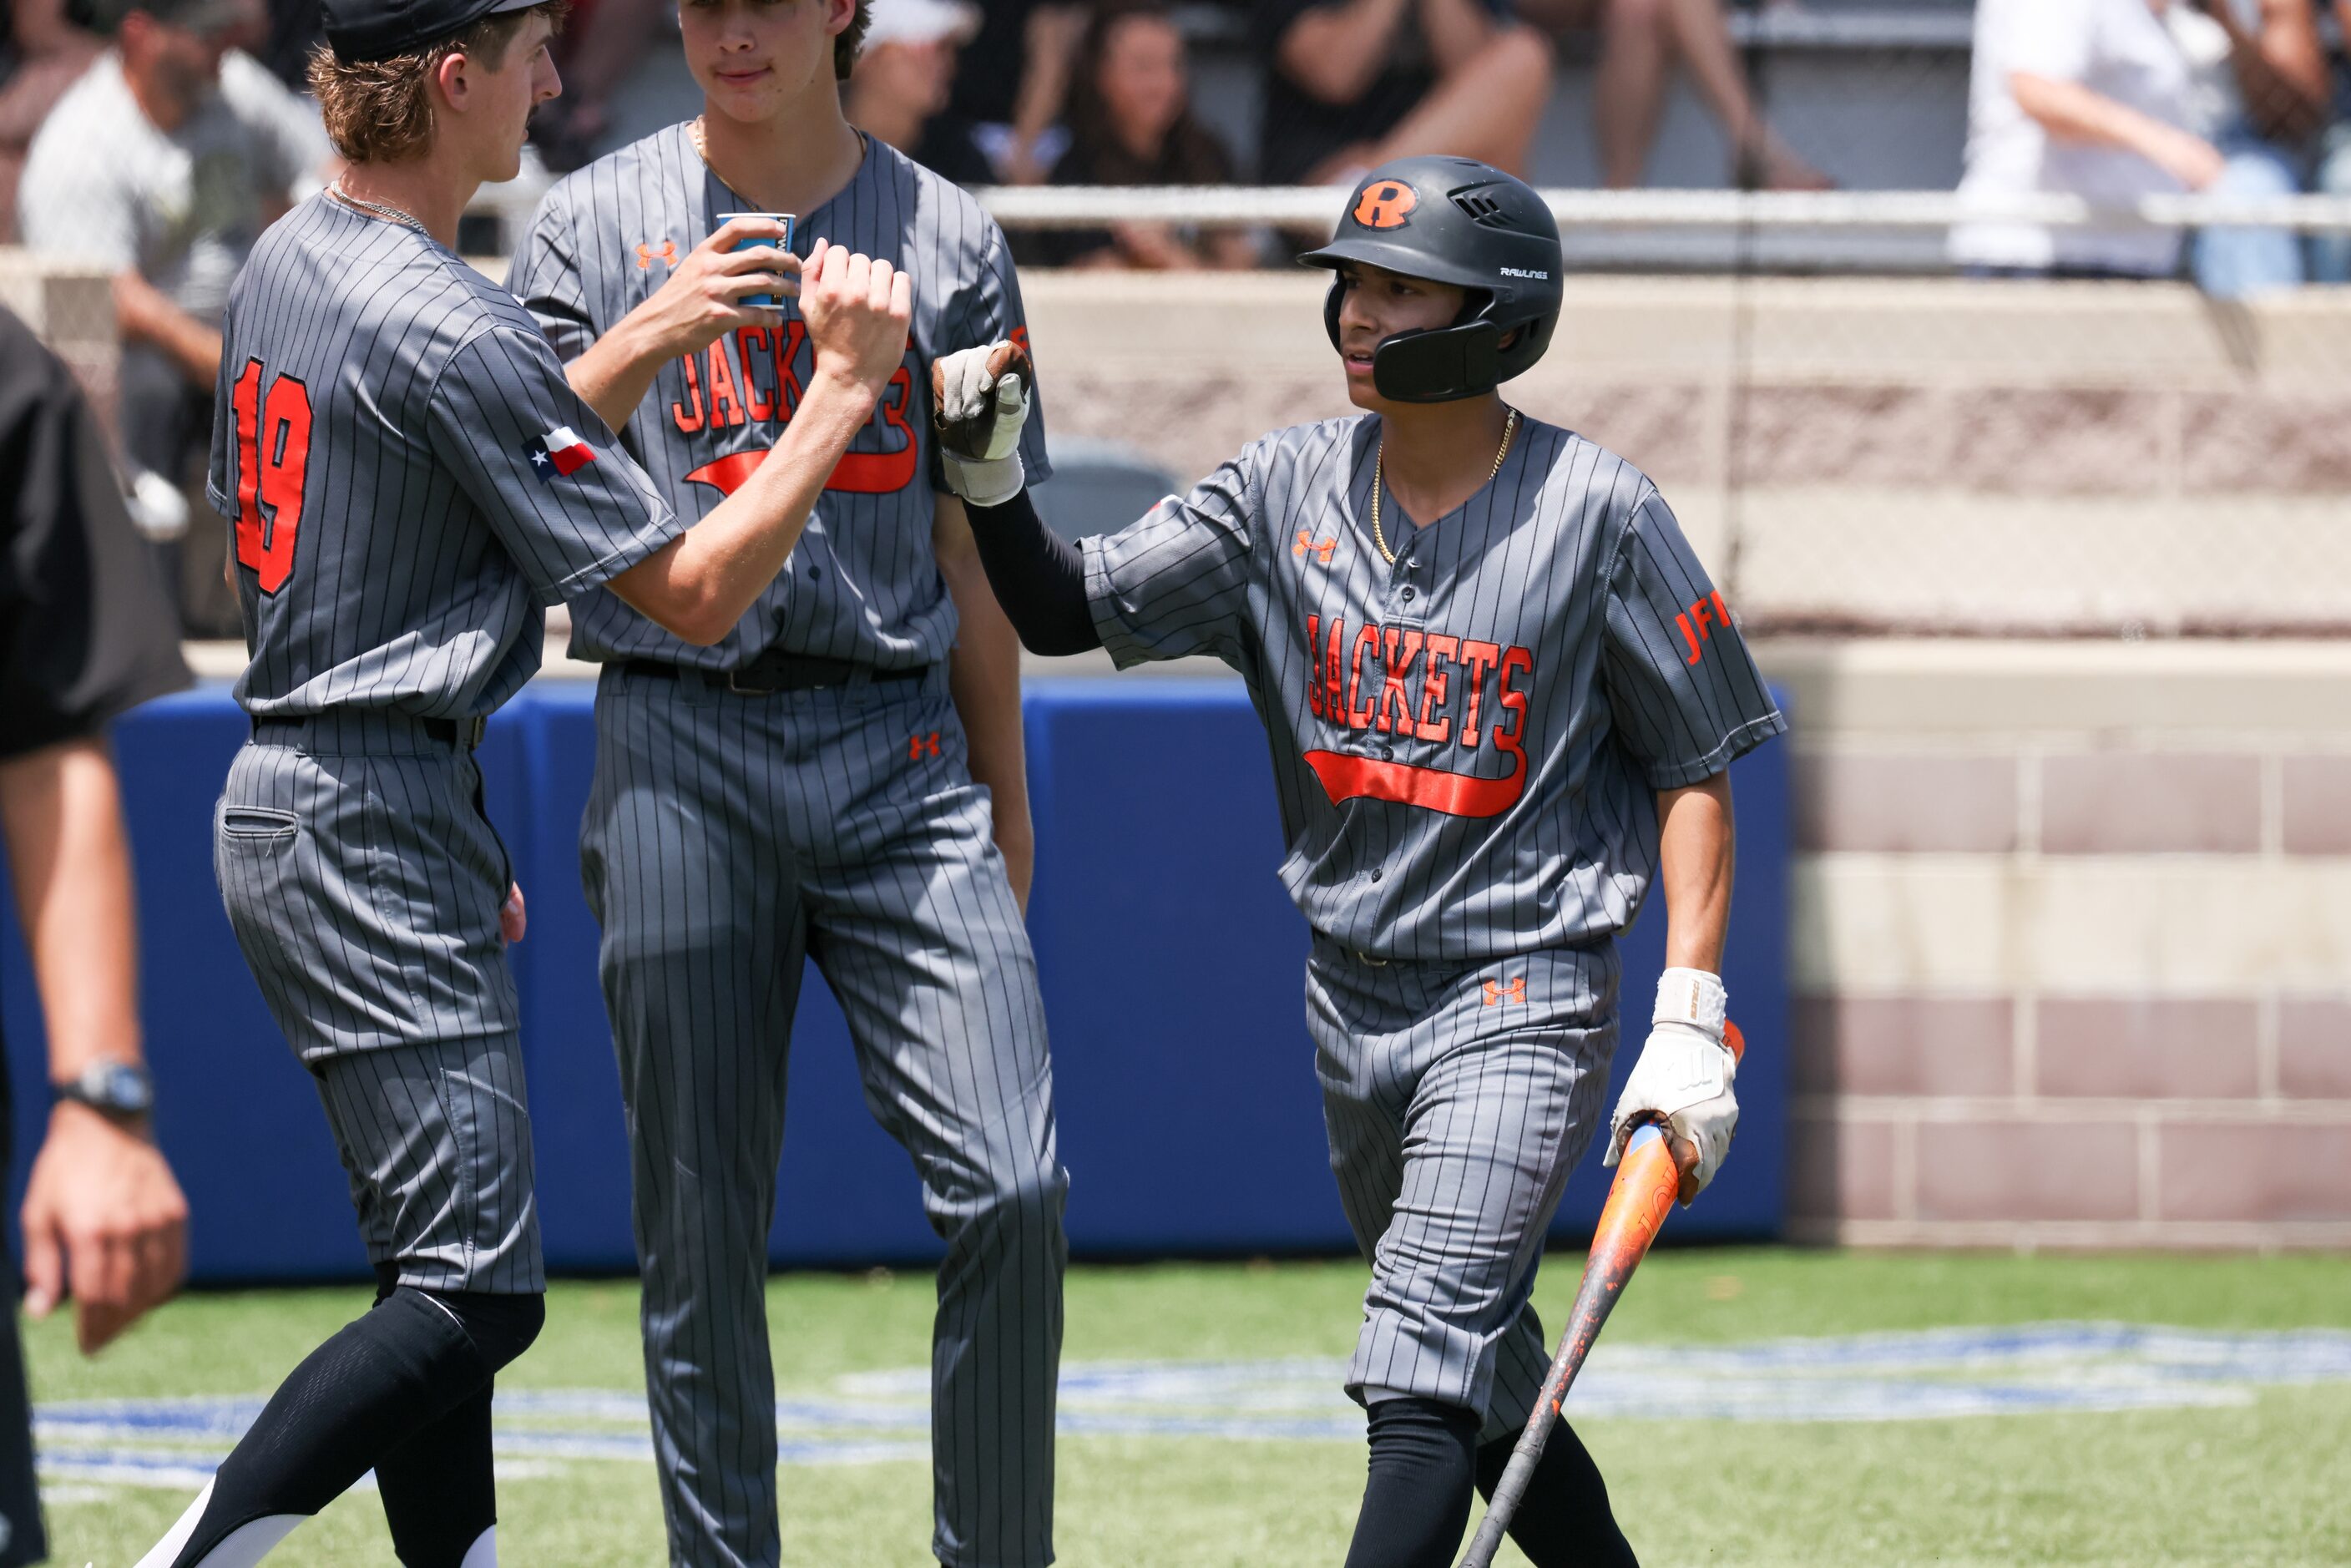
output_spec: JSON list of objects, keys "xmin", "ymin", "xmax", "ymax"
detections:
[
  {"xmin": 1343, "ymin": 1397, "xmax": 1483, "ymax": 1568},
  {"xmin": 1474, "ymin": 1422, "xmax": 1637, "ymax": 1568},
  {"xmin": 167, "ymin": 1280, "xmax": 540, "ymax": 1568},
  {"xmin": 377, "ymin": 1383, "xmax": 494, "ymax": 1568}
]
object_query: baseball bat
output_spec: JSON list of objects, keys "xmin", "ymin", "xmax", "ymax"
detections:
[{"xmin": 1457, "ymin": 1019, "xmax": 1746, "ymax": 1568}]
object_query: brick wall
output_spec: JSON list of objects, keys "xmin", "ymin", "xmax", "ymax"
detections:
[{"xmin": 1767, "ymin": 640, "xmax": 2351, "ymax": 1248}]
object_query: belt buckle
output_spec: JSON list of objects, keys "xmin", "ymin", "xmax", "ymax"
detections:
[
  {"xmin": 1352, "ymin": 948, "xmax": 1389, "ymax": 968},
  {"xmin": 464, "ymin": 716, "xmax": 488, "ymax": 750}
]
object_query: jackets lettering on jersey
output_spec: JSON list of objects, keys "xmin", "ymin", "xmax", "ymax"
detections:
[
  {"xmin": 669, "ymin": 322, "xmax": 920, "ymax": 497},
  {"xmin": 1301, "ymin": 612, "xmax": 1534, "ymax": 817}
]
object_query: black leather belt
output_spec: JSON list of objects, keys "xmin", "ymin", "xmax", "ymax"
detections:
[
  {"xmin": 251, "ymin": 711, "xmax": 486, "ymax": 752},
  {"xmin": 619, "ymin": 653, "xmax": 928, "ymax": 695}
]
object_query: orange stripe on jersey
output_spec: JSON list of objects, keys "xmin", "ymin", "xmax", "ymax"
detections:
[{"xmin": 1302, "ymin": 749, "xmax": 1526, "ymax": 817}]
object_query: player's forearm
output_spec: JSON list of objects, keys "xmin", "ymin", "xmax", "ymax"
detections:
[
  {"xmin": 610, "ymin": 370, "xmax": 876, "ymax": 644},
  {"xmin": 943, "ymin": 573, "xmax": 1036, "ymax": 909},
  {"xmin": 0, "ymin": 737, "xmax": 149, "ymax": 1081},
  {"xmin": 963, "ymin": 489, "xmax": 1102, "ymax": 655},
  {"xmin": 1282, "ymin": 0, "xmax": 1415, "ymax": 104},
  {"xmin": 565, "ymin": 313, "xmax": 671, "ymax": 434},
  {"xmin": 1655, "ymin": 773, "xmax": 1734, "ymax": 974},
  {"xmin": 113, "ymin": 271, "xmax": 221, "ymax": 387}
]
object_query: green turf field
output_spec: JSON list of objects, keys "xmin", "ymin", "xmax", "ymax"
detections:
[{"xmin": 35, "ymin": 1249, "xmax": 2351, "ymax": 1566}]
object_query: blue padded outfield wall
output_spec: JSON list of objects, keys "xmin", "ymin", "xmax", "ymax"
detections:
[{"xmin": 0, "ymin": 678, "xmax": 1788, "ymax": 1282}]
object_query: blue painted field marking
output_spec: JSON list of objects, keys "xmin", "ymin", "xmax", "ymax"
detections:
[{"xmin": 41, "ymin": 1324, "xmax": 2351, "ymax": 1494}]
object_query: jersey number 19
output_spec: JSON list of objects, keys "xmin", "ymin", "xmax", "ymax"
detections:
[{"xmin": 230, "ymin": 357, "xmax": 313, "ymax": 595}]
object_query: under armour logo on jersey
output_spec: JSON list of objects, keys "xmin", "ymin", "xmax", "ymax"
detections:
[
  {"xmin": 1677, "ymin": 590, "xmax": 1733, "ymax": 665},
  {"xmin": 1352, "ymin": 180, "xmax": 1419, "ymax": 230},
  {"xmin": 1293, "ymin": 530, "xmax": 1337, "ymax": 564},
  {"xmin": 636, "ymin": 240, "xmax": 679, "ymax": 270},
  {"xmin": 1483, "ymin": 976, "xmax": 1525, "ymax": 1008},
  {"xmin": 909, "ymin": 731, "xmax": 941, "ymax": 761},
  {"xmin": 523, "ymin": 427, "xmax": 596, "ymax": 479}
]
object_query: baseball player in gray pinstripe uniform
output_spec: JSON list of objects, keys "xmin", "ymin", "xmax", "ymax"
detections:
[
  {"xmin": 507, "ymin": 4, "xmax": 1064, "ymax": 1566},
  {"xmin": 938, "ymin": 156, "xmax": 1785, "ymax": 1566},
  {"xmin": 132, "ymin": 0, "xmax": 913, "ymax": 1557}
]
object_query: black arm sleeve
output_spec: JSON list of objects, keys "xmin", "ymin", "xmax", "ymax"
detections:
[{"xmin": 963, "ymin": 488, "xmax": 1103, "ymax": 657}]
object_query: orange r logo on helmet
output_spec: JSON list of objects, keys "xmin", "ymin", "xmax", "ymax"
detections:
[{"xmin": 1352, "ymin": 181, "xmax": 1418, "ymax": 230}]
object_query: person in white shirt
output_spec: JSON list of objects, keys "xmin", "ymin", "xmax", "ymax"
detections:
[
  {"xmin": 1953, "ymin": 0, "xmax": 2329, "ymax": 290},
  {"xmin": 18, "ymin": 0, "xmax": 336, "ymax": 630}
]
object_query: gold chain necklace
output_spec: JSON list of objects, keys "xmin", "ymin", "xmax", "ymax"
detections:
[
  {"xmin": 328, "ymin": 179, "xmax": 424, "ymax": 232},
  {"xmin": 1370, "ymin": 408, "xmax": 1518, "ymax": 566},
  {"xmin": 689, "ymin": 114, "xmax": 710, "ymax": 166}
]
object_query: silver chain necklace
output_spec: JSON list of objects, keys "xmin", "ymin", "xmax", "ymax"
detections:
[{"xmin": 329, "ymin": 179, "xmax": 426, "ymax": 232}]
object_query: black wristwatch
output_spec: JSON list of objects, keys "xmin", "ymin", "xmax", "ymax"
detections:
[{"xmin": 53, "ymin": 1059, "xmax": 155, "ymax": 1120}]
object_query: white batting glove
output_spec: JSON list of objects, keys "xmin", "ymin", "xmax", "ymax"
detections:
[
  {"xmin": 1604, "ymin": 968, "xmax": 1739, "ymax": 1201},
  {"xmin": 933, "ymin": 341, "xmax": 1031, "ymax": 508}
]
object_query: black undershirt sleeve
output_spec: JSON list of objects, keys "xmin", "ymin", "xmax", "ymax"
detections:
[{"xmin": 962, "ymin": 488, "xmax": 1103, "ymax": 657}]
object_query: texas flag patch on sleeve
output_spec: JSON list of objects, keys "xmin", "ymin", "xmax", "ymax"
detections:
[{"xmin": 524, "ymin": 427, "xmax": 596, "ymax": 479}]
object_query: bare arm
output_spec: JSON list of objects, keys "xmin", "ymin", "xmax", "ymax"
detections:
[
  {"xmin": 2010, "ymin": 70, "xmax": 2227, "ymax": 189},
  {"xmin": 564, "ymin": 216, "xmax": 799, "ymax": 433},
  {"xmin": 1656, "ymin": 772, "xmax": 1734, "ymax": 974},
  {"xmin": 936, "ymin": 495, "xmax": 1034, "ymax": 911},
  {"xmin": 1280, "ymin": 0, "xmax": 1416, "ymax": 105},
  {"xmin": 2203, "ymin": 0, "xmax": 2329, "ymax": 144},
  {"xmin": 1005, "ymin": 4, "xmax": 1089, "ymax": 185},
  {"xmin": 113, "ymin": 271, "xmax": 220, "ymax": 388},
  {"xmin": 604, "ymin": 242, "xmax": 909, "ymax": 645},
  {"xmin": 0, "ymin": 736, "xmax": 188, "ymax": 1353},
  {"xmin": 1419, "ymin": 0, "xmax": 1504, "ymax": 73}
]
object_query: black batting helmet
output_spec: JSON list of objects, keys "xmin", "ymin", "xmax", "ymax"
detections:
[{"xmin": 1297, "ymin": 156, "xmax": 1564, "ymax": 404}]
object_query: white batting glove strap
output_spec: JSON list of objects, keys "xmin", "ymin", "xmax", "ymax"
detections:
[
  {"xmin": 1602, "ymin": 1019, "xmax": 1740, "ymax": 1196},
  {"xmin": 1652, "ymin": 966, "xmax": 1728, "ymax": 1040},
  {"xmin": 934, "ymin": 344, "xmax": 1031, "ymax": 462},
  {"xmin": 942, "ymin": 449, "xmax": 1026, "ymax": 508}
]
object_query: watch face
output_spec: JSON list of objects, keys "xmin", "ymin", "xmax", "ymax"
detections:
[{"xmin": 84, "ymin": 1062, "xmax": 154, "ymax": 1115}]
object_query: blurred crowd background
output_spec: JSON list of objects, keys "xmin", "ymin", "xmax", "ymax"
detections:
[{"xmin": 3, "ymin": 0, "xmax": 2351, "ymax": 642}]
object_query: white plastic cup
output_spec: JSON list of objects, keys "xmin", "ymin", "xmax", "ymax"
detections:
[{"xmin": 718, "ymin": 211, "xmax": 796, "ymax": 309}]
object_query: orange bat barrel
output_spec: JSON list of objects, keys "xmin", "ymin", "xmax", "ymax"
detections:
[{"xmin": 1458, "ymin": 1020, "xmax": 1745, "ymax": 1568}]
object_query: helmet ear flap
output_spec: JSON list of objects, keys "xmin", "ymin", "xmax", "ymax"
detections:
[
  {"xmin": 1322, "ymin": 273, "xmax": 1346, "ymax": 353},
  {"xmin": 1372, "ymin": 321, "xmax": 1500, "ymax": 404}
]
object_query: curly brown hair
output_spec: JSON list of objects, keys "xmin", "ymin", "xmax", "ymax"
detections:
[
  {"xmin": 309, "ymin": 1, "xmax": 568, "ymax": 164},
  {"xmin": 835, "ymin": 0, "xmax": 870, "ymax": 80}
]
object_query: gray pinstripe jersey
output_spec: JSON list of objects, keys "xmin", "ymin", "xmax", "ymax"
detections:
[
  {"xmin": 511, "ymin": 128, "xmax": 1051, "ymax": 670},
  {"xmin": 1084, "ymin": 414, "xmax": 1786, "ymax": 964},
  {"xmin": 206, "ymin": 194, "xmax": 684, "ymax": 717}
]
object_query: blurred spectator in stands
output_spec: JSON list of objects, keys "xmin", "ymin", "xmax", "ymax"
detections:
[
  {"xmin": 251, "ymin": 0, "xmax": 317, "ymax": 86},
  {"xmin": 845, "ymin": 0, "xmax": 996, "ymax": 187},
  {"xmin": 2318, "ymin": 0, "xmax": 2351, "ymax": 281},
  {"xmin": 1255, "ymin": 0, "xmax": 1554, "ymax": 187},
  {"xmin": 2170, "ymin": 0, "xmax": 2329, "ymax": 295},
  {"xmin": 530, "ymin": 0, "xmax": 670, "ymax": 171},
  {"xmin": 1954, "ymin": 0, "xmax": 2332, "ymax": 291},
  {"xmin": 1952, "ymin": 0, "xmax": 2225, "ymax": 280},
  {"xmin": 1514, "ymin": 0, "xmax": 1830, "ymax": 189},
  {"xmin": 1033, "ymin": 2, "xmax": 1256, "ymax": 269},
  {"xmin": 0, "ymin": 305, "xmax": 193, "ymax": 1568},
  {"xmin": 946, "ymin": 0, "xmax": 1085, "ymax": 182},
  {"xmin": 0, "ymin": 0, "xmax": 100, "ymax": 242},
  {"xmin": 17, "ymin": 0, "xmax": 332, "ymax": 635}
]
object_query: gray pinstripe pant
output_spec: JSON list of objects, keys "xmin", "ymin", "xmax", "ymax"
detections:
[
  {"xmin": 1307, "ymin": 938, "xmax": 1620, "ymax": 1445},
  {"xmin": 581, "ymin": 665, "xmax": 1067, "ymax": 1568},
  {"xmin": 215, "ymin": 728, "xmax": 543, "ymax": 1293}
]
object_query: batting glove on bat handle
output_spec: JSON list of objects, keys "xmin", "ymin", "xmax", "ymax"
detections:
[
  {"xmin": 933, "ymin": 341, "xmax": 1032, "ymax": 508},
  {"xmin": 1605, "ymin": 970, "xmax": 1741, "ymax": 1201}
]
